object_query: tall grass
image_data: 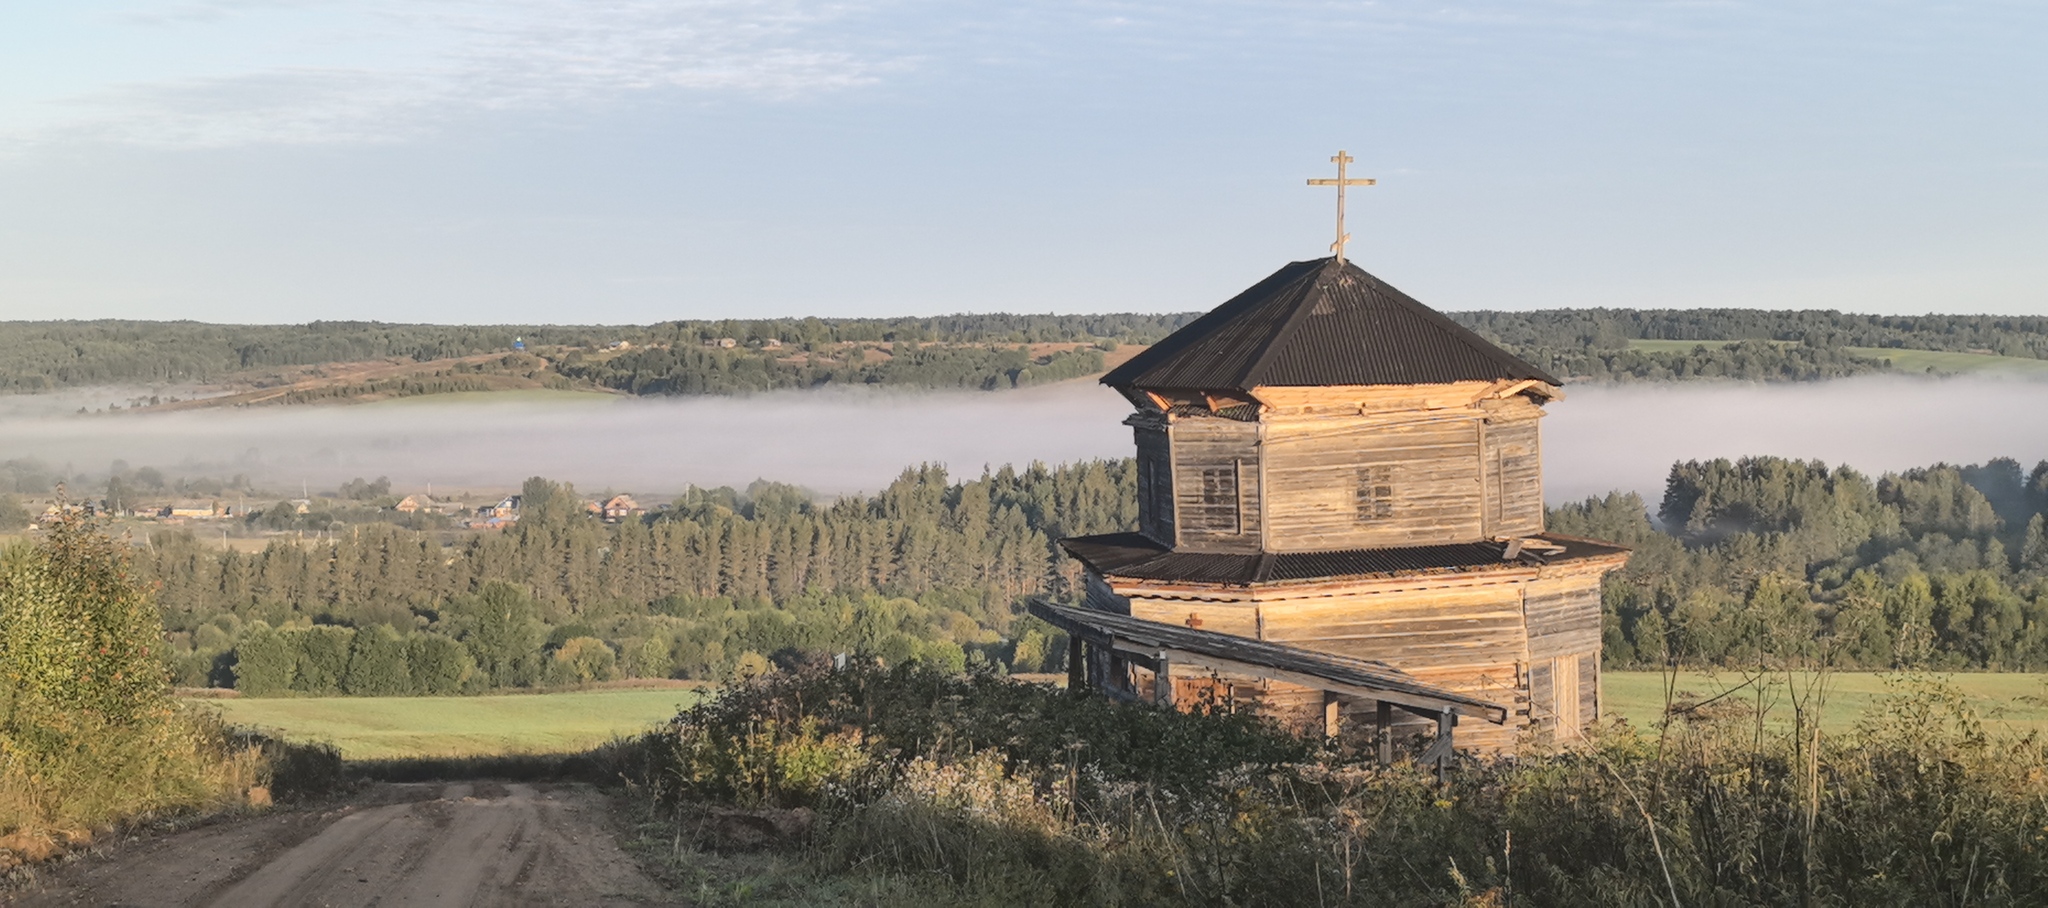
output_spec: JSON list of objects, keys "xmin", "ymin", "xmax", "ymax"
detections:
[{"xmin": 626, "ymin": 664, "xmax": 2048, "ymax": 907}]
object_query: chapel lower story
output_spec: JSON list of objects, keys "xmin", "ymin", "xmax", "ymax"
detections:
[{"xmin": 1060, "ymin": 532, "xmax": 1629, "ymax": 751}]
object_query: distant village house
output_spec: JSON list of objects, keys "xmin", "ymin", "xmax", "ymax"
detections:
[{"xmin": 600, "ymin": 494, "xmax": 642, "ymax": 522}]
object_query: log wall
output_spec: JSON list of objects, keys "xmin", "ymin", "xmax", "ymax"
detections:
[
  {"xmin": 1132, "ymin": 420, "xmax": 1176, "ymax": 545},
  {"xmin": 1167, "ymin": 417, "xmax": 1262, "ymax": 552},
  {"xmin": 1479, "ymin": 399, "xmax": 1545, "ymax": 537},
  {"xmin": 1110, "ymin": 558, "xmax": 1623, "ymax": 751},
  {"xmin": 1258, "ymin": 413, "xmax": 1487, "ymax": 551},
  {"xmin": 1138, "ymin": 382, "xmax": 1560, "ymax": 554}
]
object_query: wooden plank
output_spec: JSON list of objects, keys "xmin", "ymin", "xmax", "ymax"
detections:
[{"xmin": 1129, "ymin": 644, "xmax": 1505, "ymax": 722}]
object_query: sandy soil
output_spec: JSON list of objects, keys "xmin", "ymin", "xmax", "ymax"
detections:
[{"xmin": 8, "ymin": 782, "xmax": 678, "ymax": 907}]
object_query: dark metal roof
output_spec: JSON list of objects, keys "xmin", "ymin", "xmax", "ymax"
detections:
[
  {"xmin": 1102, "ymin": 257, "xmax": 1561, "ymax": 391},
  {"xmin": 1060, "ymin": 532, "xmax": 1629, "ymax": 586},
  {"xmin": 1029, "ymin": 600, "xmax": 1508, "ymax": 723}
]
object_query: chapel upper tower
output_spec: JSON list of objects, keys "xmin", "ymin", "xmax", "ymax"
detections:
[{"xmin": 1099, "ymin": 256, "xmax": 1563, "ymax": 555}]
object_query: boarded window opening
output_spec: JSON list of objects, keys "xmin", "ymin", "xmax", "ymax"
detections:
[
  {"xmin": 1356, "ymin": 466, "xmax": 1394, "ymax": 523},
  {"xmin": 1186, "ymin": 465, "xmax": 1240, "ymax": 534}
]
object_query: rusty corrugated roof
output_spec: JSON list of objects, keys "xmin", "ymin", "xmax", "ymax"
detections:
[
  {"xmin": 1102, "ymin": 257, "xmax": 1560, "ymax": 391},
  {"xmin": 1059, "ymin": 532, "xmax": 1627, "ymax": 586}
]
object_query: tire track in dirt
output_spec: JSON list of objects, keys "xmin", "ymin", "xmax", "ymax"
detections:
[{"xmin": 9, "ymin": 782, "xmax": 677, "ymax": 907}]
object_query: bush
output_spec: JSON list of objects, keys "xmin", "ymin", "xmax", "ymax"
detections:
[
  {"xmin": 624, "ymin": 666, "xmax": 2048, "ymax": 907},
  {"xmin": 1, "ymin": 517, "xmax": 265, "ymax": 864}
]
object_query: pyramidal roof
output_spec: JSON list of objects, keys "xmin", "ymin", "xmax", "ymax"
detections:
[{"xmin": 1103, "ymin": 257, "xmax": 1560, "ymax": 391}]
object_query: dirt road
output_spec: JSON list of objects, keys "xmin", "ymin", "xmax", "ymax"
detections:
[{"xmin": 10, "ymin": 782, "xmax": 679, "ymax": 907}]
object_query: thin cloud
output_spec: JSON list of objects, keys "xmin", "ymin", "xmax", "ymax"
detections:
[{"xmin": 10, "ymin": 0, "xmax": 904, "ymax": 150}]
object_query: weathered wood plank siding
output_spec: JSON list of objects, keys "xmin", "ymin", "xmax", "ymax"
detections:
[
  {"xmin": 1128, "ymin": 598, "xmax": 1260, "ymax": 638},
  {"xmin": 1579, "ymin": 652, "xmax": 1600, "ymax": 727},
  {"xmin": 1256, "ymin": 583, "xmax": 1530, "ymax": 752},
  {"xmin": 1133, "ymin": 423, "xmax": 1176, "ymax": 545},
  {"xmin": 1523, "ymin": 575, "xmax": 1602, "ymax": 661},
  {"xmin": 1260, "ymin": 414, "xmax": 1486, "ymax": 551},
  {"xmin": 1084, "ymin": 571, "xmax": 1134, "ymax": 616},
  {"xmin": 1482, "ymin": 409, "xmax": 1544, "ymax": 537},
  {"xmin": 1527, "ymin": 660, "xmax": 1554, "ymax": 736},
  {"xmin": 1168, "ymin": 417, "xmax": 1262, "ymax": 552}
]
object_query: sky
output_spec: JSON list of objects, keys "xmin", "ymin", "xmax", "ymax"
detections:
[{"xmin": 1, "ymin": 1, "xmax": 2043, "ymax": 324}]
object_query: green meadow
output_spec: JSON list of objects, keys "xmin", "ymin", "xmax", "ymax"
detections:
[
  {"xmin": 195, "ymin": 687, "xmax": 703, "ymax": 760},
  {"xmin": 1624, "ymin": 338, "xmax": 1751, "ymax": 354},
  {"xmin": 1841, "ymin": 346, "xmax": 2048, "ymax": 375},
  {"xmin": 1604, "ymin": 671, "xmax": 2048, "ymax": 735},
  {"xmin": 189, "ymin": 673, "xmax": 2048, "ymax": 763}
]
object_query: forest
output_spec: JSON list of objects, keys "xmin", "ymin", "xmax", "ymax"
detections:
[
  {"xmin": 7, "ymin": 306, "xmax": 2048, "ymax": 396},
  {"xmin": 15, "ymin": 449, "xmax": 2034, "ymax": 697},
  {"xmin": 0, "ymin": 315, "xmax": 1187, "ymax": 394}
]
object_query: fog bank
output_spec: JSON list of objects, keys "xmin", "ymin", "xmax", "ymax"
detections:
[
  {"xmin": 1543, "ymin": 375, "xmax": 2048, "ymax": 504},
  {"xmin": 1, "ymin": 375, "xmax": 2044, "ymax": 502},
  {"xmin": 0, "ymin": 385, "xmax": 1135, "ymax": 497}
]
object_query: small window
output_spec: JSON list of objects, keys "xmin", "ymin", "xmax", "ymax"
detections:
[
  {"xmin": 1356, "ymin": 466, "xmax": 1393, "ymax": 522},
  {"xmin": 1186, "ymin": 465, "xmax": 1239, "ymax": 533}
]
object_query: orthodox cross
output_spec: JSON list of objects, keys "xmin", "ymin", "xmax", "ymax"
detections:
[{"xmin": 1306, "ymin": 150, "xmax": 1375, "ymax": 265}]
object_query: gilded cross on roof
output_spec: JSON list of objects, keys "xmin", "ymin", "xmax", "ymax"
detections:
[{"xmin": 1306, "ymin": 150, "xmax": 1375, "ymax": 265}]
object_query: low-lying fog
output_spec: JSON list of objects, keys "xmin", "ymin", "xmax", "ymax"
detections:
[{"xmin": 1, "ymin": 376, "xmax": 2044, "ymax": 503}]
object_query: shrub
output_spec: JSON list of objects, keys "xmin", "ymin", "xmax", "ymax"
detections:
[
  {"xmin": 1, "ymin": 516, "xmax": 264, "ymax": 864},
  {"xmin": 625, "ymin": 666, "xmax": 2048, "ymax": 907}
]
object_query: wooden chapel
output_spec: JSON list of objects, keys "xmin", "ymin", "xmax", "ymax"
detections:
[{"xmin": 1034, "ymin": 156, "xmax": 1630, "ymax": 752}]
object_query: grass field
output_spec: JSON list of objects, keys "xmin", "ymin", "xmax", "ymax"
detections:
[
  {"xmin": 192, "ymin": 673, "xmax": 2048, "ymax": 762},
  {"xmin": 1841, "ymin": 346, "xmax": 2048, "ymax": 375},
  {"xmin": 1624, "ymin": 339, "xmax": 1749, "ymax": 353},
  {"xmin": 196, "ymin": 687, "xmax": 702, "ymax": 760},
  {"xmin": 1605, "ymin": 671, "xmax": 2048, "ymax": 735}
]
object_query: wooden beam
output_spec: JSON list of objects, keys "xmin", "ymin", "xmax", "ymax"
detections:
[
  {"xmin": 1376, "ymin": 701, "xmax": 1394, "ymax": 766},
  {"xmin": 1323, "ymin": 691, "xmax": 1340, "ymax": 738},
  {"xmin": 1155, "ymin": 654, "xmax": 1176, "ymax": 707},
  {"xmin": 1066, "ymin": 634, "xmax": 1086, "ymax": 692},
  {"xmin": 1112, "ymin": 641, "xmax": 1505, "ymax": 723},
  {"xmin": 1032, "ymin": 600, "xmax": 1511, "ymax": 724},
  {"xmin": 1420, "ymin": 708, "xmax": 1458, "ymax": 783}
]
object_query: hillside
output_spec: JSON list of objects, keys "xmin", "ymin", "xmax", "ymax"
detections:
[{"xmin": 7, "ymin": 308, "xmax": 2048, "ymax": 407}]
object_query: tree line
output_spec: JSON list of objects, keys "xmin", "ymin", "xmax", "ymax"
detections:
[
  {"xmin": 122, "ymin": 450, "xmax": 2048, "ymax": 698},
  {"xmin": 143, "ymin": 462, "xmax": 1136, "ymax": 693},
  {"xmin": 1454, "ymin": 308, "xmax": 2048, "ymax": 357},
  {"xmin": 0, "ymin": 315, "xmax": 1188, "ymax": 393},
  {"xmin": 12, "ymin": 306, "xmax": 2048, "ymax": 396},
  {"xmin": 1553, "ymin": 455, "xmax": 2048, "ymax": 670},
  {"xmin": 1450, "ymin": 308, "xmax": 2048, "ymax": 381},
  {"xmin": 557, "ymin": 342, "xmax": 1109, "ymax": 395}
]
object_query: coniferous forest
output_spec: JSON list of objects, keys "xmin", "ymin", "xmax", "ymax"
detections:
[{"xmin": 85, "ymin": 453, "xmax": 2048, "ymax": 697}]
